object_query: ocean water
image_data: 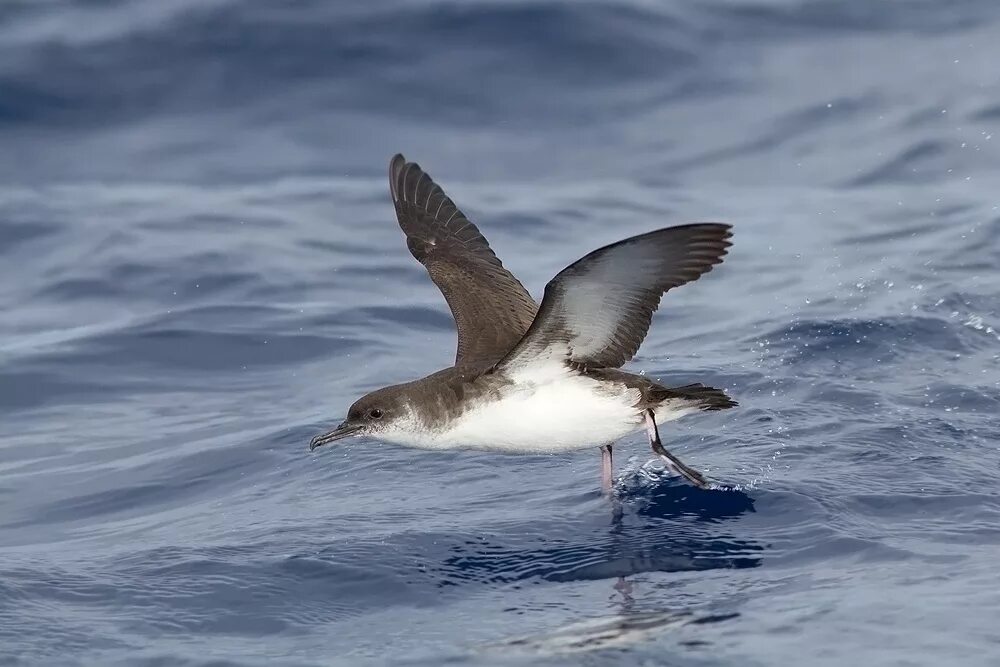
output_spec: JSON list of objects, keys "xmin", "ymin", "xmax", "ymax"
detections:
[{"xmin": 2, "ymin": 0, "xmax": 1000, "ymax": 664}]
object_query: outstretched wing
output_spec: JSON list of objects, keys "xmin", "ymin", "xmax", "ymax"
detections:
[
  {"xmin": 389, "ymin": 154, "xmax": 537, "ymax": 367},
  {"xmin": 497, "ymin": 224, "xmax": 732, "ymax": 371}
]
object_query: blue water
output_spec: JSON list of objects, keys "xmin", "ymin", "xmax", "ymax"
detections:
[{"xmin": 2, "ymin": 1, "xmax": 1000, "ymax": 664}]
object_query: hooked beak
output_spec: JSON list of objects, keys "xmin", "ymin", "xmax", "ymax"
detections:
[{"xmin": 309, "ymin": 421, "xmax": 361, "ymax": 451}]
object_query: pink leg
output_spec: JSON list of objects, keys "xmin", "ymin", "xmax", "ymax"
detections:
[
  {"xmin": 644, "ymin": 410, "xmax": 710, "ymax": 488},
  {"xmin": 600, "ymin": 444, "xmax": 614, "ymax": 494}
]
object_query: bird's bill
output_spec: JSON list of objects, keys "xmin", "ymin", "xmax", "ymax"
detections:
[{"xmin": 309, "ymin": 421, "xmax": 361, "ymax": 451}]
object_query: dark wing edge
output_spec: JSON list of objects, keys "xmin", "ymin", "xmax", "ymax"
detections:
[
  {"xmin": 497, "ymin": 223, "xmax": 732, "ymax": 371},
  {"xmin": 388, "ymin": 154, "xmax": 537, "ymax": 366}
]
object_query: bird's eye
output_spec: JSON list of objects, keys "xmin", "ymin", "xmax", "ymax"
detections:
[{"xmin": 368, "ymin": 409, "xmax": 383, "ymax": 419}]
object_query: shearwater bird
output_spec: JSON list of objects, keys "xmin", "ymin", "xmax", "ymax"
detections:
[{"xmin": 310, "ymin": 154, "xmax": 736, "ymax": 491}]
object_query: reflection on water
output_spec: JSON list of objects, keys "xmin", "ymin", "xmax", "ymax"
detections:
[
  {"xmin": 440, "ymin": 478, "xmax": 761, "ymax": 585},
  {"xmin": 466, "ymin": 476, "xmax": 757, "ymax": 657},
  {"xmin": 479, "ymin": 609, "xmax": 740, "ymax": 656}
]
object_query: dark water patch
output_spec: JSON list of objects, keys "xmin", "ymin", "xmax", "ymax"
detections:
[
  {"xmin": 141, "ymin": 304, "xmax": 308, "ymax": 331},
  {"xmin": 0, "ymin": 2, "xmax": 695, "ymax": 130},
  {"xmin": 29, "ymin": 255, "xmax": 279, "ymax": 304},
  {"xmin": 703, "ymin": 0, "xmax": 995, "ymax": 36},
  {"xmin": 843, "ymin": 491, "xmax": 1000, "ymax": 520},
  {"xmin": 9, "ymin": 440, "xmax": 272, "ymax": 529},
  {"xmin": 908, "ymin": 381, "xmax": 1000, "ymax": 413},
  {"xmin": 674, "ymin": 95, "xmax": 880, "ymax": 174},
  {"xmin": 762, "ymin": 316, "xmax": 972, "ymax": 369},
  {"xmin": 33, "ymin": 276, "xmax": 134, "ymax": 301},
  {"xmin": 627, "ymin": 478, "xmax": 757, "ymax": 523},
  {"xmin": 136, "ymin": 211, "xmax": 288, "ymax": 233},
  {"xmin": 311, "ymin": 304, "xmax": 456, "ymax": 333},
  {"xmin": 801, "ymin": 381, "xmax": 883, "ymax": 409},
  {"xmin": 844, "ymin": 139, "xmax": 948, "ymax": 187},
  {"xmin": 0, "ymin": 218, "xmax": 61, "ymax": 250},
  {"xmin": 971, "ymin": 103, "xmax": 1000, "ymax": 120},
  {"xmin": 23, "ymin": 326, "xmax": 353, "ymax": 375},
  {"xmin": 0, "ymin": 370, "xmax": 112, "ymax": 411},
  {"xmin": 836, "ymin": 218, "xmax": 951, "ymax": 246},
  {"xmin": 297, "ymin": 237, "xmax": 382, "ymax": 256}
]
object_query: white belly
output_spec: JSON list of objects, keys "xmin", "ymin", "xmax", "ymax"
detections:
[
  {"xmin": 377, "ymin": 367, "xmax": 705, "ymax": 453},
  {"xmin": 439, "ymin": 376, "xmax": 642, "ymax": 452},
  {"xmin": 435, "ymin": 375, "xmax": 642, "ymax": 453}
]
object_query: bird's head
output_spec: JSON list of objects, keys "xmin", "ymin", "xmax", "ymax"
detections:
[{"xmin": 309, "ymin": 385, "xmax": 409, "ymax": 451}]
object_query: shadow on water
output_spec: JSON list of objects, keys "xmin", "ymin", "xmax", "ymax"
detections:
[
  {"xmin": 627, "ymin": 475, "xmax": 758, "ymax": 523},
  {"xmin": 598, "ymin": 477, "xmax": 762, "ymax": 579},
  {"xmin": 435, "ymin": 478, "xmax": 760, "ymax": 660},
  {"xmin": 439, "ymin": 477, "xmax": 762, "ymax": 586}
]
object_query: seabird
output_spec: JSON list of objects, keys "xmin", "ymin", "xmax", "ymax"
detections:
[{"xmin": 310, "ymin": 154, "xmax": 736, "ymax": 492}]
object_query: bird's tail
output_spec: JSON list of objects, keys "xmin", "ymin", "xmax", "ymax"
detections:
[{"xmin": 657, "ymin": 383, "xmax": 737, "ymax": 411}]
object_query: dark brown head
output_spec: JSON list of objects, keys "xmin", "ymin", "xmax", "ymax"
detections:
[{"xmin": 309, "ymin": 384, "xmax": 413, "ymax": 451}]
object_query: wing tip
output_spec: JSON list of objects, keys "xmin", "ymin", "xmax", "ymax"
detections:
[
  {"xmin": 687, "ymin": 222, "xmax": 734, "ymax": 258},
  {"xmin": 660, "ymin": 222, "xmax": 732, "ymax": 241},
  {"xmin": 699, "ymin": 224, "xmax": 733, "ymax": 273},
  {"xmin": 389, "ymin": 153, "xmax": 414, "ymax": 202},
  {"xmin": 688, "ymin": 221, "xmax": 732, "ymax": 236}
]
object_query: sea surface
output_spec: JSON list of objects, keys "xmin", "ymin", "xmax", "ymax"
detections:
[{"xmin": 2, "ymin": 1, "xmax": 999, "ymax": 665}]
